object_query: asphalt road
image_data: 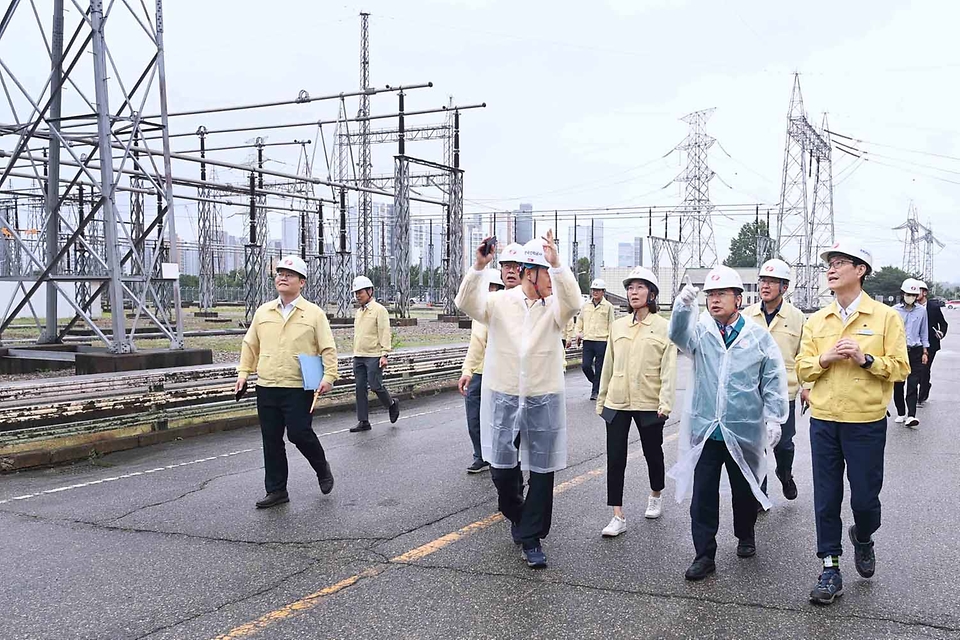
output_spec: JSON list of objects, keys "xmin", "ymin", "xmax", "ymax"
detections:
[{"xmin": 3, "ymin": 343, "xmax": 960, "ymax": 639}]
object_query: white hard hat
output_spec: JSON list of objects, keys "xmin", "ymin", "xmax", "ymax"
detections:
[
  {"xmin": 276, "ymin": 255, "xmax": 308, "ymax": 279},
  {"xmin": 916, "ymin": 279, "xmax": 928, "ymax": 290},
  {"xmin": 622, "ymin": 266, "xmax": 659, "ymax": 292},
  {"xmin": 901, "ymin": 278, "xmax": 922, "ymax": 295},
  {"xmin": 702, "ymin": 265, "xmax": 744, "ymax": 292},
  {"xmin": 590, "ymin": 279, "xmax": 607, "ymax": 290},
  {"xmin": 487, "ymin": 269, "xmax": 505, "ymax": 289},
  {"xmin": 520, "ymin": 238, "xmax": 550, "ymax": 269},
  {"xmin": 499, "ymin": 242, "xmax": 524, "ymax": 264},
  {"xmin": 821, "ymin": 239, "xmax": 873, "ymax": 271},
  {"xmin": 351, "ymin": 275, "xmax": 374, "ymax": 292},
  {"xmin": 758, "ymin": 258, "xmax": 791, "ymax": 282}
]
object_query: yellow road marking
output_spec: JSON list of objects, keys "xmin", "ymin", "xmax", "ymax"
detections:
[{"xmin": 212, "ymin": 430, "xmax": 679, "ymax": 639}]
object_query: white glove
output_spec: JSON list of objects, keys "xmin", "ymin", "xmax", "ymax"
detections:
[
  {"xmin": 766, "ymin": 421, "xmax": 782, "ymax": 448},
  {"xmin": 677, "ymin": 284, "xmax": 699, "ymax": 306}
]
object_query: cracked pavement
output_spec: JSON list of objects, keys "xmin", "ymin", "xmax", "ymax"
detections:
[{"xmin": 3, "ymin": 348, "xmax": 960, "ymax": 640}]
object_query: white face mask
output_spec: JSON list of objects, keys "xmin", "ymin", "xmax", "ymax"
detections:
[{"xmin": 904, "ymin": 294, "xmax": 918, "ymax": 305}]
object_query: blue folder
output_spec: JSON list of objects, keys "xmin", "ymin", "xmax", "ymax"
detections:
[{"xmin": 297, "ymin": 354, "xmax": 325, "ymax": 391}]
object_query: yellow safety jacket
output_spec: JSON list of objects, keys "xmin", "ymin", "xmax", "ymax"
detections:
[
  {"xmin": 353, "ymin": 299, "xmax": 392, "ymax": 358},
  {"xmin": 796, "ymin": 295, "xmax": 909, "ymax": 423},
  {"xmin": 576, "ymin": 298, "xmax": 615, "ymax": 341},
  {"xmin": 596, "ymin": 312, "xmax": 677, "ymax": 416},
  {"xmin": 744, "ymin": 300, "xmax": 807, "ymax": 398}
]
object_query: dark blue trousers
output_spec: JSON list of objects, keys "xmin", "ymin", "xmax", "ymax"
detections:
[
  {"xmin": 464, "ymin": 373, "xmax": 483, "ymax": 463},
  {"xmin": 581, "ymin": 339, "xmax": 607, "ymax": 396},
  {"xmin": 810, "ymin": 417, "xmax": 886, "ymax": 558}
]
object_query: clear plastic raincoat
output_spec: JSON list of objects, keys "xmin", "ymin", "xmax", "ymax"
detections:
[
  {"xmin": 666, "ymin": 299, "xmax": 789, "ymax": 510},
  {"xmin": 454, "ymin": 266, "xmax": 581, "ymax": 472}
]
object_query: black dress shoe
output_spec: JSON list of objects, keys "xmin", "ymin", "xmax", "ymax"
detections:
[
  {"xmin": 781, "ymin": 472, "xmax": 798, "ymax": 501},
  {"xmin": 737, "ymin": 540, "xmax": 757, "ymax": 558},
  {"xmin": 350, "ymin": 421, "xmax": 372, "ymax": 433},
  {"xmin": 256, "ymin": 490, "xmax": 289, "ymax": 509},
  {"xmin": 684, "ymin": 557, "xmax": 716, "ymax": 581},
  {"xmin": 389, "ymin": 399, "xmax": 400, "ymax": 424},
  {"xmin": 318, "ymin": 462, "xmax": 334, "ymax": 495}
]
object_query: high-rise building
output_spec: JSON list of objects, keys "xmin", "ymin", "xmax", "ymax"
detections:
[
  {"xmin": 634, "ymin": 236, "xmax": 644, "ymax": 267},
  {"xmin": 281, "ymin": 215, "xmax": 299, "ymax": 255},
  {"xmin": 566, "ymin": 220, "xmax": 604, "ymax": 270},
  {"xmin": 514, "ymin": 203, "xmax": 534, "ymax": 244},
  {"xmin": 618, "ymin": 242, "xmax": 633, "ymax": 267}
]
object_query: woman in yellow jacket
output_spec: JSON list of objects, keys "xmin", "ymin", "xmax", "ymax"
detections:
[{"xmin": 595, "ymin": 266, "xmax": 677, "ymax": 536}]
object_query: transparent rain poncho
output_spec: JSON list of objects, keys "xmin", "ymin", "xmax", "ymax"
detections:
[
  {"xmin": 666, "ymin": 299, "xmax": 789, "ymax": 510},
  {"xmin": 455, "ymin": 266, "xmax": 581, "ymax": 473}
]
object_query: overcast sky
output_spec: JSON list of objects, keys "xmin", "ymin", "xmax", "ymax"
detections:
[{"xmin": 4, "ymin": 1, "xmax": 960, "ymax": 281}]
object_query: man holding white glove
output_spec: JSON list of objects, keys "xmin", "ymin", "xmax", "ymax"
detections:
[{"xmin": 667, "ymin": 266, "xmax": 789, "ymax": 581}]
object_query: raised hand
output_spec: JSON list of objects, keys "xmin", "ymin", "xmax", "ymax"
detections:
[{"xmin": 542, "ymin": 229, "xmax": 560, "ymax": 268}]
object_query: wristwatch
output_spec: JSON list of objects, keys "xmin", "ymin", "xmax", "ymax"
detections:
[{"xmin": 860, "ymin": 354, "xmax": 874, "ymax": 369}]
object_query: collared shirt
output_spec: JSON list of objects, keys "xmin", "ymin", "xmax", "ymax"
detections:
[
  {"xmin": 762, "ymin": 301, "xmax": 783, "ymax": 327},
  {"xmin": 838, "ymin": 292, "xmax": 863, "ymax": 323},
  {"xmin": 893, "ymin": 303, "xmax": 929, "ymax": 348},
  {"xmin": 353, "ymin": 298, "xmax": 392, "ymax": 357},
  {"xmin": 238, "ymin": 297, "xmax": 340, "ymax": 388},
  {"xmin": 276, "ymin": 295, "xmax": 301, "ymax": 320}
]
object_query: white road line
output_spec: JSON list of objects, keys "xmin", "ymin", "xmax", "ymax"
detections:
[
  {"xmin": 0, "ymin": 449, "xmax": 257, "ymax": 506},
  {"xmin": 0, "ymin": 403, "xmax": 458, "ymax": 506}
]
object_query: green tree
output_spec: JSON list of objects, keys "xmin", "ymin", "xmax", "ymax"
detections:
[
  {"xmin": 179, "ymin": 274, "xmax": 199, "ymax": 288},
  {"xmin": 574, "ymin": 257, "xmax": 592, "ymax": 293},
  {"xmin": 724, "ymin": 220, "xmax": 772, "ymax": 268},
  {"xmin": 863, "ymin": 266, "xmax": 917, "ymax": 303}
]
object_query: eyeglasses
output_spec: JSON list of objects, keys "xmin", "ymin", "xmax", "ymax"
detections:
[
  {"xmin": 275, "ymin": 271, "xmax": 297, "ymax": 280},
  {"xmin": 826, "ymin": 259, "xmax": 854, "ymax": 271},
  {"xmin": 705, "ymin": 290, "xmax": 734, "ymax": 299},
  {"xmin": 500, "ymin": 263, "xmax": 521, "ymax": 271}
]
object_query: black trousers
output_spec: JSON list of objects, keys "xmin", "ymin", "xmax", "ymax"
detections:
[
  {"xmin": 257, "ymin": 386, "xmax": 328, "ymax": 494},
  {"xmin": 919, "ymin": 347, "xmax": 938, "ymax": 403},
  {"xmin": 354, "ymin": 356, "xmax": 393, "ymax": 422},
  {"xmin": 810, "ymin": 417, "xmax": 886, "ymax": 557},
  {"xmin": 761, "ymin": 400, "xmax": 797, "ymax": 494},
  {"xmin": 606, "ymin": 410, "xmax": 666, "ymax": 506},
  {"xmin": 893, "ymin": 346, "xmax": 924, "ymax": 418},
  {"xmin": 491, "ymin": 464, "xmax": 554, "ymax": 550},
  {"xmin": 581, "ymin": 340, "xmax": 607, "ymax": 396},
  {"xmin": 691, "ymin": 438, "xmax": 759, "ymax": 561}
]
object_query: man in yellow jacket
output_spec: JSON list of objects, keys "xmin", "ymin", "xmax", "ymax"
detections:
[
  {"xmin": 577, "ymin": 279, "xmax": 616, "ymax": 401},
  {"xmin": 236, "ymin": 256, "xmax": 339, "ymax": 509},
  {"xmin": 350, "ymin": 275, "xmax": 399, "ymax": 432},
  {"xmin": 744, "ymin": 258, "xmax": 809, "ymax": 502},
  {"xmin": 797, "ymin": 240, "xmax": 909, "ymax": 605},
  {"xmin": 458, "ymin": 267, "xmax": 508, "ymax": 474}
]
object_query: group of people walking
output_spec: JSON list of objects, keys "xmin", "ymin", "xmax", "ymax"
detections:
[
  {"xmin": 455, "ymin": 233, "xmax": 938, "ymax": 606},
  {"xmin": 233, "ymin": 233, "xmax": 945, "ymax": 607}
]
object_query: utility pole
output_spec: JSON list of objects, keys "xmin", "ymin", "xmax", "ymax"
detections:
[
  {"xmin": 589, "ymin": 219, "xmax": 596, "ymax": 282},
  {"xmin": 40, "ymin": 0, "xmax": 64, "ymax": 344},
  {"xmin": 357, "ymin": 12, "xmax": 373, "ymax": 274},
  {"xmin": 197, "ymin": 126, "xmax": 215, "ymax": 312}
]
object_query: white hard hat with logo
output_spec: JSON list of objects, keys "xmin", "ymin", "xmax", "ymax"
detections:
[
  {"xmin": 520, "ymin": 238, "xmax": 551, "ymax": 269},
  {"xmin": 590, "ymin": 278, "xmax": 607, "ymax": 290},
  {"xmin": 277, "ymin": 255, "xmax": 308, "ymax": 279},
  {"xmin": 702, "ymin": 265, "xmax": 745, "ymax": 292},
  {"xmin": 820, "ymin": 239, "xmax": 873, "ymax": 271},
  {"xmin": 916, "ymin": 279, "xmax": 928, "ymax": 290},
  {"xmin": 622, "ymin": 266, "xmax": 659, "ymax": 292},
  {"xmin": 759, "ymin": 258, "xmax": 791, "ymax": 282},
  {"xmin": 487, "ymin": 269, "xmax": 505, "ymax": 289},
  {"xmin": 351, "ymin": 275, "xmax": 374, "ymax": 292},
  {"xmin": 499, "ymin": 242, "xmax": 525, "ymax": 264},
  {"xmin": 901, "ymin": 278, "xmax": 922, "ymax": 295}
]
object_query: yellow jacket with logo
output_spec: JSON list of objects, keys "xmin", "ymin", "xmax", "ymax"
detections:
[
  {"xmin": 744, "ymin": 300, "xmax": 807, "ymax": 398},
  {"xmin": 595, "ymin": 312, "xmax": 677, "ymax": 416},
  {"xmin": 576, "ymin": 298, "xmax": 615, "ymax": 341},
  {"xmin": 238, "ymin": 298, "xmax": 339, "ymax": 388},
  {"xmin": 462, "ymin": 321, "xmax": 487, "ymax": 376},
  {"xmin": 796, "ymin": 295, "xmax": 909, "ymax": 423},
  {"xmin": 353, "ymin": 299, "xmax": 392, "ymax": 358}
]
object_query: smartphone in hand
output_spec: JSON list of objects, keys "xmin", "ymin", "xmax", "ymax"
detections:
[
  {"xmin": 480, "ymin": 236, "xmax": 498, "ymax": 256},
  {"xmin": 235, "ymin": 381, "xmax": 248, "ymax": 402}
]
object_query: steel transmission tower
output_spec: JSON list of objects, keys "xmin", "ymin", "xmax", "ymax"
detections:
[
  {"xmin": 921, "ymin": 221, "xmax": 944, "ymax": 283},
  {"xmin": 776, "ymin": 74, "xmax": 834, "ymax": 309},
  {"xmin": 894, "ymin": 201, "xmax": 924, "ymax": 276},
  {"xmin": 675, "ymin": 108, "xmax": 719, "ymax": 271},
  {"xmin": 357, "ymin": 12, "xmax": 373, "ymax": 275},
  {"xmin": 196, "ymin": 127, "xmax": 215, "ymax": 312},
  {"xmin": 0, "ymin": 0, "xmax": 184, "ymax": 351}
]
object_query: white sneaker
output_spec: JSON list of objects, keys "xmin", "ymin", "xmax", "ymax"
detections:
[
  {"xmin": 894, "ymin": 415, "xmax": 906, "ymax": 424},
  {"xmin": 905, "ymin": 417, "xmax": 920, "ymax": 429},
  {"xmin": 645, "ymin": 495, "xmax": 663, "ymax": 519},
  {"xmin": 601, "ymin": 514, "xmax": 627, "ymax": 537}
]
